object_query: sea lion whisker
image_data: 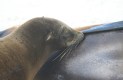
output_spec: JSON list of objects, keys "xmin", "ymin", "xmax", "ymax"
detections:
[
  {"xmin": 52, "ymin": 46, "xmax": 72, "ymax": 61},
  {"xmin": 52, "ymin": 33, "xmax": 84, "ymax": 61},
  {"xmin": 59, "ymin": 34, "xmax": 84, "ymax": 61},
  {"xmin": 59, "ymin": 46, "xmax": 73, "ymax": 61},
  {"xmin": 51, "ymin": 47, "xmax": 70, "ymax": 61}
]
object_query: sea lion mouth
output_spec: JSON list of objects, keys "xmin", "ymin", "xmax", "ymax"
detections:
[{"xmin": 52, "ymin": 32, "xmax": 84, "ymax": 61}]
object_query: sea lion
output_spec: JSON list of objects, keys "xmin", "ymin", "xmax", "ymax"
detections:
[{"xmin": 0, "ymin": 17, "xmax": 83, "ymax": 80}]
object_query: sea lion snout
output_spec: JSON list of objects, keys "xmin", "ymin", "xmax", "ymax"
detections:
[{"xmin": 61, "ymin": 28, "xmax": 84, "ymax": 47}]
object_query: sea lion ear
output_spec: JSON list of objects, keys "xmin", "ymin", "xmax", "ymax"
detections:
[{"xmin": 46, "ymin": 32, "xmax": 53, "ymax": 41}]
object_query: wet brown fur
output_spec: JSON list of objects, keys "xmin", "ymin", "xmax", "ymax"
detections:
[{"xmin": 0, "ymin": 17, "xmax": 83, "ymax": 80}]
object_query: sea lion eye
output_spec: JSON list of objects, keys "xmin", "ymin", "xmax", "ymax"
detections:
[{"xmin": 63, "ymin": 33, "xmax": 74, "ymax": 42}]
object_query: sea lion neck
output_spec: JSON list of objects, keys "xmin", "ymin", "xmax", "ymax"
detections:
[{"xmin": 10, "ymin": 22, "xmax": 50, "ymax": 63}]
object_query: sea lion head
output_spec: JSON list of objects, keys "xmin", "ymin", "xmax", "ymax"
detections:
[
  {"xmin": 15, "ymin": 17, "xmax": 83, "ymax": 53},
  {"xmin": 39, "ymin": 17, "xmax": 83, "ymax": 51}
]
